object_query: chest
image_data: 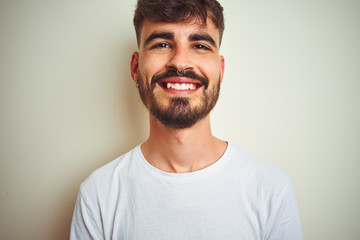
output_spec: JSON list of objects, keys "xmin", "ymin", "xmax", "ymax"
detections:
[{"xmin": 102, "ymin": 176, "xmax": 264, "ymax": 240}]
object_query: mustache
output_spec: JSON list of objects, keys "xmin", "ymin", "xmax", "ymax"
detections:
[{"xmin": 151, "ymin": 69, "xmax": 209, "ymax": 89}]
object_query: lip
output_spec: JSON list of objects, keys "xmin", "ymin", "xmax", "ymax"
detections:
[{"xmin": 157, "ymin": 77, "xmax": 203, "ymax": 94}]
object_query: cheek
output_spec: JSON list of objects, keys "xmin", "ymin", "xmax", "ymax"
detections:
[
  {"xmin": 140, "ymin": 54, "xmax": 168, "ymax": 79},
  {"xmin": 200, "ymin": 59, "xmax": 222, "ymax": 81}
]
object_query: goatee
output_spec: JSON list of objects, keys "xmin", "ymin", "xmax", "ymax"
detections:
[{"xmin": 137, "ymin": 70, "xmax": 220, "ymax": 129}]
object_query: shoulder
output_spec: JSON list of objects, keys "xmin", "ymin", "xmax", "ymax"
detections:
[
  {"xmin": 79, "ymin": 146, "xmax": 141, "ymax": 199},
  {"xmin": 226, "ymin": 143, "xmax": 291, "ymax": 191},
  {"xmin": 226, "ymin": 144, "xmax": 302, "ymax": 238}
]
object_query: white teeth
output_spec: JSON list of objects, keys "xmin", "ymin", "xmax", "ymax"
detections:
[{"xmin": 165, "ymin": 83, "xmax": 197, "ymax": 90}]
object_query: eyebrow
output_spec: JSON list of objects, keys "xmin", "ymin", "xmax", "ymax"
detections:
[
  {"xmin": 144, "ymin": 32, "xmax": 174, "ymax": 47},
  {"xmin": 189, "ymin": 33, "xmax": 217, "ymax": 48},
  {"xmin": 143, "ymin": 31, "xmax": 217, "ymax": 49}
]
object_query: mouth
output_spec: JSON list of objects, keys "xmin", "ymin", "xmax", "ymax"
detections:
[{"xmin": 157, "ymin": 78, "xmax": 203, "ymax": 94}]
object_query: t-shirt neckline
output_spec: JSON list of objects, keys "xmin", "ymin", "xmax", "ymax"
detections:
[{"xmin": 135, "ymin": 142, "xmax": 232, "ymax": 180}]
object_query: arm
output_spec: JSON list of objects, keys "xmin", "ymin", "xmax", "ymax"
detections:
[
  {"xmin": 265, "ymin": 179, "xmax": 303, "ymax": 240},
  {"xmin": 70, "ymin": 191, "xmax": 103, "ymax": 240}
]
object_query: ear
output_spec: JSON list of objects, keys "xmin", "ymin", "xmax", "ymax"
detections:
[
  {"xmin": 130, "ymin": 51, "xmax": 139, "ymax": 83},
  {"xmin": 219, "ymin": 55, "xmax": 225, "ymax": 84}
]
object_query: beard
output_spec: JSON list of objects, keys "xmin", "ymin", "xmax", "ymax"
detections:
[{"xmin": 137, "ymin": 70, "xmax": 221, "ymax": 129}]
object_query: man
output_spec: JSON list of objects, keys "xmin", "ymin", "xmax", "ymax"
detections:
[{"xmin": 70, "ymin": 0, "xmax": 302, "ymax": 239}]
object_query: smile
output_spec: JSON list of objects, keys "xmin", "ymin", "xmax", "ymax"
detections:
[
  {"xmin": 157, "ymin": 77, "xmax": 203, "ymax": 93},
  {"xmin": 164, "ymin": 82, "xmax": 198, "ymax": 90}
]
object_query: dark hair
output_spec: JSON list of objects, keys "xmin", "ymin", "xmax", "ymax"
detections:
[{"xmin": 133, "ymin": 0, "xmax": 225, "ymax": 46}]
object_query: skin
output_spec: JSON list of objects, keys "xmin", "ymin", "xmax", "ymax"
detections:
[{"xmin": 130, "ymin": 18, "xmax": 227, "ymax": 173}]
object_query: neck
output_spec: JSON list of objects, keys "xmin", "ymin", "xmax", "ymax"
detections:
[{"xmin": 141, "ymin": 114, "xmax": 227, "ymax": 173}]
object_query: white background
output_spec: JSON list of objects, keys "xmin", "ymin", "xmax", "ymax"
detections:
[{"xmin": 1, "ymin": 0, "xmax": 359, "ymax": 239}]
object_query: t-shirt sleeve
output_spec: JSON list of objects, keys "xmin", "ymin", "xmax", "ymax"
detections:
[
  {"xmin": 266, "ymin": 178, "xmax": 303, "ymax": 240},
  {"xmin": 70, "ymin": 191, "xmax": 103, "ymax": 240}
]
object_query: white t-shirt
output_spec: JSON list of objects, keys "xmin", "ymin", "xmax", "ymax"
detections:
[{"xmin": 70, "ymin": 143, "xmax": 302, "ymax": 240}]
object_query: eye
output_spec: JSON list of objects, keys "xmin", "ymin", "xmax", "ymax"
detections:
[
  {"xmin": 193, "ymin": 44, "xmax": 210, "ymax": 51},
  {"xmin": 151, "ymin": 42, "xmax": 171, "ymax": 49}
]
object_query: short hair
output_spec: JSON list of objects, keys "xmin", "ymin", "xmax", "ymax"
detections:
[{"xmin": 133, "ymin": 0, "xmax": 225, "ymax": 46}]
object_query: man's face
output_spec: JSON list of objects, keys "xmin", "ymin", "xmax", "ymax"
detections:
[{"xmin": 130, "ymin": 18, "xmax": 225, "ymax": 129}]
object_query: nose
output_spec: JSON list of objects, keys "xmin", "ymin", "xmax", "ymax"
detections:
[{"xmin": 166, "ymin": 45, "xmax": 194, "ymax": 73}]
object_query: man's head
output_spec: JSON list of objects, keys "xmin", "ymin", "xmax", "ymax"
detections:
[
  {"xmin": 133, "ymin": 0, "xmax": 225, "ymax": 46},
  {"xmin": 131, "ymin": 0, "xmax": 225, "ymax": 129}
]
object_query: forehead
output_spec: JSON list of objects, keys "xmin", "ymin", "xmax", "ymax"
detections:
[{"xmin": 139, "ymin": 19, "xmax": 220, "ymax": 47}]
